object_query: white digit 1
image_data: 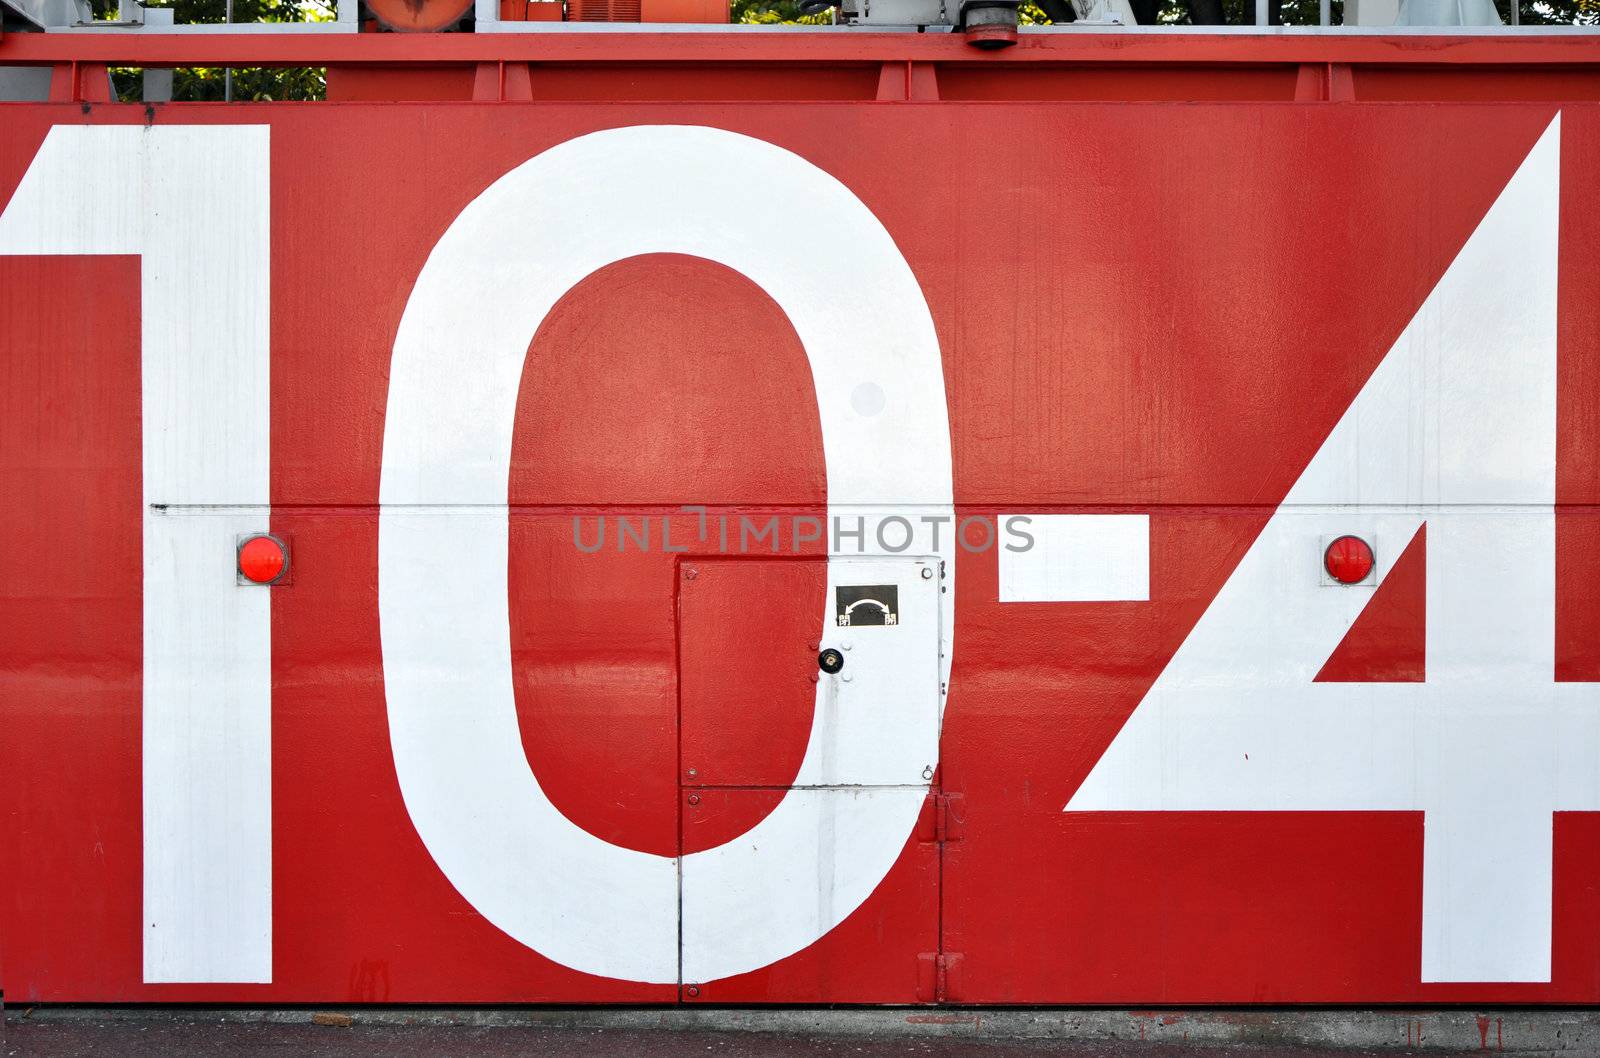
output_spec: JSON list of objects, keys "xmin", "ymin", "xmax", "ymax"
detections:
[
  {"xmin": 380, "ymin": 125, "xmax": 953, "ymax": 985},
  {"xmin": 0, "ymin": 126, "xmax": 273, "ymax": 983},
  {"xmin": 1068, "ymin": 116, "xmax": 1571, "ymax": 984}
]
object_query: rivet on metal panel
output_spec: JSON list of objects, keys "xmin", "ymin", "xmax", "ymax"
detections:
[
  {"xmin": 686, "ymin": 794, "xmax": 701, "ymax": 806},
  {"xmin": 685, "ymin": 985, "xmax": 700, "ymax": 998},
  {"xmin": 921, "ymin": 567, "xmax": 933, "ymax": 579},
  {"xmin": 922, "ymin": 765, "xmax": 935, "ymax": 780},
  {"xmin": 686, "ymin": 767, "xmax": 698, "ymax": 778},
  {"xmin": 683, "ymin": 566, "xmax": 699, "ymax": 581}
]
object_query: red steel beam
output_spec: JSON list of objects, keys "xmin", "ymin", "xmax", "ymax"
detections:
[{"xmin": 0, "ymin": 30, "xmax": 1597, "ymax": 68}]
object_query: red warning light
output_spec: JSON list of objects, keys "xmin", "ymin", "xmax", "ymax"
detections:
[
  {"xmin": 1324, "ymin": 535, "xmax": 1374, "ymax": 585},
  {"xmin": 238, "ymin": 534, "xmax": 288, "ymax": 585}
]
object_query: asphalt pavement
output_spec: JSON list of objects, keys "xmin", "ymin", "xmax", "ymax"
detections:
[{"xmin": 0, "ymin": 1019, "xmax": 1502, "ymax": 1058}]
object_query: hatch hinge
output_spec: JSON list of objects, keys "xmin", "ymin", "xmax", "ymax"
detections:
[
  {"xmin": 916, "ymin": 951, "xmax": 963, "ymax": 1003},
  {"xmin": 918, "ymin": 791, "xmax": 963, "ymax": 843},
  {"xmin": 934, "ymin": 791, "xmax": 963, "ymax": 844}
]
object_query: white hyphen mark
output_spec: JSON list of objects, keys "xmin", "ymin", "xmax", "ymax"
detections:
[{"xmin": 999, "ymin": 514, "xmax": 1150, "ymax": 603}]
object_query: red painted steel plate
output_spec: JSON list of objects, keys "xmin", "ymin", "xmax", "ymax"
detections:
[{"xmin": 0, "ymin": 99, "xmax": 1598, "ymax": 1007}]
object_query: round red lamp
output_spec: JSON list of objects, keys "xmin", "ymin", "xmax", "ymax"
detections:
[
  {"xmin": 238, "ymin": 533, "xmax": 289, "ymax": 585},
  {"xmin": 1323, "ymin": 534, "xmax": 1374, "ymax": 585}
]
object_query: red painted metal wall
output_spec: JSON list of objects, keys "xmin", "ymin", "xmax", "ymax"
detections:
[{"xmin": 3, "ymin": 30, "xmax": 1600, "ymax": 1006}]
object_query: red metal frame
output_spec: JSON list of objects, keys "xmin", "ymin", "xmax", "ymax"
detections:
[
  {"xmin": 1, "ymin": 30, "xmax": 1597, "ymax": 65},
  {"xmin": 2, "ymin": 31, "xmax": 1599, "ymax": 103}
]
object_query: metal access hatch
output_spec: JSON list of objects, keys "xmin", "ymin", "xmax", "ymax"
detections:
[{"xmin": 677, "ymin": 555, "xmax": 942, "ymax": 1001}]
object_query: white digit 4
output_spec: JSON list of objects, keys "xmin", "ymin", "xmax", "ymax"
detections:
[{"xmin": 1068, "ymin": 116, "xmax": 1578, "ymax": 985}]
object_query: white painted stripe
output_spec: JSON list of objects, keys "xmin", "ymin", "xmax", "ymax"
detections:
[
  {"xmin": 999, "ymin": 514, "xmax": 1149, "ymax": 602},
  {"xmin": 0, "ymin": 126, "xmax": 273, "ymax": 983}
]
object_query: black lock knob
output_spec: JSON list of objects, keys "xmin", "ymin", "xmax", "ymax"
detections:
[{"xmin": 818, "ymin": 648, "xmax": 844, "ymax": 675}]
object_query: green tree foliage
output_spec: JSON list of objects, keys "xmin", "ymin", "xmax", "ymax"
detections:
[
  {"xmin": 163, "ymin": 63, "xmax": 328, "ymax": 100},
  {"xmin": 98, "ymin": 0, "xmax": 331, "ymax": 99},
  {"xmin": 731, "ymin": 0, "xmax": 831, "ymax": 22}
]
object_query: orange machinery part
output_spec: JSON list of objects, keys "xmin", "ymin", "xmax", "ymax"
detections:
[{"xmin": 365, "ymin": 0, "xmax": 480, "ymax": 32}]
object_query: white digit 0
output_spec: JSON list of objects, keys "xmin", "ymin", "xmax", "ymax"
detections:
[{"xmin": 379, "ymin": 125, "xmax": 954, "ymax": 984}]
